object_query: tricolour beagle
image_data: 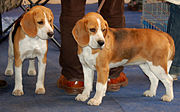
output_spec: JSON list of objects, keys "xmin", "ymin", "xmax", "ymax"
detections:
[
  {"xmin": 72, "ymin": 12, "xmax": 175, "ymax": 106},
  {"xmin": 5, "ymin": 6, "xmax": 54, "ymax": 96}
]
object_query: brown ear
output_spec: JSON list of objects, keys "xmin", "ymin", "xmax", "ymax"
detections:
[
  {"xmin": 50, "ymin": 12, "xmax": 54, "ymax": 30},
  {"xmin": 104, "ymin": 20, "xmax": 109, "ymax": 38},
  {"xmin": 20, "ymin": 11, "xmax": 37, "ymax": 37},
  {"xmin": 48, "ymin": 9, "xmax": 54, "ymax": 30},
  {"xmin": 72, "ymin": 19, "xmax": 89, "ymax": 47}
]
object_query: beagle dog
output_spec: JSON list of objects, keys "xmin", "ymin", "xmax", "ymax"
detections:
[
  {"xmin": 5, "ymin": 6, "xmax": 54, "ymax": 96},
  {"xmin": 72, "ymin": 12, "xmax": 175, "ymax": 106}
]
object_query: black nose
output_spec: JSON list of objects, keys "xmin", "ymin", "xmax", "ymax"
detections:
[
  {"xmin": 97, "ymin": 40, "xmax": 104, "ymax": 46},
  {"xmin": 47, "ymin": 32, "xmax": 54, "ymax": 37}
]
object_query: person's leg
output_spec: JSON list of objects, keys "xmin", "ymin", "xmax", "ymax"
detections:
[
  {"xmin": 57, "ymin": 0, "xmax": 86, "ymax": 94},
  {"xmin": 168, "ymin": 4, "xmax": 180, "ymax": 80},
  {"xmin": 99, "ymin": 0, "xmax": 125, "ymax": 28},
  {"xmin": 99, "ymin": 0, "xmax": 128, "ymax": 91}
]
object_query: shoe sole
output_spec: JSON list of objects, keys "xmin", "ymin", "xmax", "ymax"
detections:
[
  {"xmin": 107, "ymin": 79, "xmax": 128, "ymax": 92},
  {"xmin": 58, "ymin": 79, "xmax": 128, "ymax": 94},
  {"xmin": 0, "ymin": 80, "xmax": 8, "ymax": 89},
  {"xmin": 57, "ymin": 80, "xmax": 84, "ymax": 95}
]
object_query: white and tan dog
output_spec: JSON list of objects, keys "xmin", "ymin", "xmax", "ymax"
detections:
[
  {"xmin": 5, "ymin": 6, "xmax": 54, "ymax": 96},
  {"xmin": 72, "ymin": 12, "xmax": 175, "ymax": 106}
]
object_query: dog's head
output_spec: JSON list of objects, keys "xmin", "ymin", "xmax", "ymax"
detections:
[
  {"xmin": 72, "ymin": 12, "xmax": 108, "ymax": 49},
  {"xmin": 20, "ymin": 6, "xmax": 54, "ymax": 40}
]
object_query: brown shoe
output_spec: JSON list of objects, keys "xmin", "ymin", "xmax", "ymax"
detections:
[
  {"xmin": 0, "ymin": 80, "xmax": 8, "ymax": 88},
  {"xmin": 57, "ymin": 72, "xmax": 128, "ymax": 94},
  {"xmin": 57, "ymin": 75, "xmax": 84, "ymax": 95},
  {"xmin": 107, "ymin": 72, "xmax": 128, "ymax": 92}
]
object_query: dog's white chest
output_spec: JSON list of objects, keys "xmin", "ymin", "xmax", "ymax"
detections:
[
  {"xmin": 19, "ymin": 36, "xmax": 47, "ymax": 59},
  {"xmin": 78, "ymin": 47, "xmax": 98, "ymax": 70}
]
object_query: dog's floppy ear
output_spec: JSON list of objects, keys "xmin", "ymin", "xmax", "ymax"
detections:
[
  {"xmin": 20, "ymin": 11, "xmax": 37, "ymax": 37},
  {"xmin": 72, "ymin": 18, "xmax": 89, "ymax": 47},
  {"xmin": 104, "ymin": 20, "xmax": 109, "ymax": 38}
]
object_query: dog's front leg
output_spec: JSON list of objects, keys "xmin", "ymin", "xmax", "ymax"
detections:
[
  {"xmin": 13, "ymin": 58, "xmax": 24, "ymax": 96},
  {"xmin": 88, "ymin": 66, "xmax": 109, "ymax": 106},
  {"xmin": 35, "ymin": 56, "xmax": 46, "ymax": 94},
  {"xmin": 75, "ymin": 64, "xmax": 94, "ymax": 102}
]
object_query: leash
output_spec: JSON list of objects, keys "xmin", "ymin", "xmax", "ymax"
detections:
[{"xmin": 96, "ymin": 0, "xmax": 105, "ymax": 13}]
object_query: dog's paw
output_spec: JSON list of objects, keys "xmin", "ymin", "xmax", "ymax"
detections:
[
  {"xmin": 28, "ymin": 69, "xmax": 36, "ymax": 76},
  {"xmin": 12, "ymin": 89, "xmax": 24, "ymax": 96},
  {"xmin": 35, "ymin": 88, "xmax": 45, "ymax": 94},
  {"xmin": 161, "ymin": 95, "xmax": 173, "ymax": 102},
  {"xmin": 5, "ymin": 69, "xmax": 13, "ymax": 76},
  {"xmin": 87, "ymin": 98, "xmax": 102, "ymax": 106},
  {"xmin": 143, "ymin": 90, "xmax": 155, "ymax": 97},
  {"xmin": 75, "ymin": 94, "xmax": 89, "ymax": 102}
]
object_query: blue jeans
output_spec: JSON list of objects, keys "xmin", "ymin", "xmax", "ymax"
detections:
[{"xmin": 168, "ymin": 4, "xmax": 180, "ymax": 75}]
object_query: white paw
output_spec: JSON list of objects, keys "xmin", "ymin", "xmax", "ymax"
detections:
[
  {"xmin": 143, "ymin": 90, "xmax": 155, "ymax": 97},
  {"xmin": 12, "ymin": 89, "xmax": 24, "ymax": 96},
  {"xmin": 75, "ymin": 94, "xmax": 89, "ymax": 102},
  {"xmin": 161, "ymin": 94, "xmax": 173, "ymax": 102},
  {"xmin": 87, "ymin": 98, "xmax": 102, "ymax": 106},
  {"xmin": 5, "ymin": 69, "xmax": 13, "ymax": 76},
  {"xmin": 28, "ymin": 69, "xmax": 36, "ymax": 76},
  {"xmin": 35, "ymin": 88, "xmax": 45, "ymax": 94}
]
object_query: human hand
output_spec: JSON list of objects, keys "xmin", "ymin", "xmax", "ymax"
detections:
[
  {"xmin": 146, "ymin": 0, "xmax": 165, "ymax": 3},
  {"xmin": 124, "ymin": 0, "xmax": 131, "ymax": 4}
]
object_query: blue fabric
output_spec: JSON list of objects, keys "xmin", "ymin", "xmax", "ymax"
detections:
[
  {"xmin": 168, "ymin": 4, "xmax": 180, "ymax": 75},
  {"xmin": 1, "ymin": 4, "xmax": 180, "ymax": 112}
]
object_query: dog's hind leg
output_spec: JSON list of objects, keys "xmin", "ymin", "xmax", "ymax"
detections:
[
  {"xmin": 28, "ymin": 59, "xmax": 36, "ymax": 76},
  {"xmin": 5, "ymin": 35, "xmax": 14, "ymax": 76},
  {"xmin": 139, "ymin": 63, "xmax": 159, "ymax": 97},
  {"xmin": 75, "ymin": 65, "xmax": 94, "ymax": 102},
  {"xmin": 147, "ymin": 61, "xmax": 174, "ymax": 102},
  {"xmin": 167, "ymin": 60, "xmax": 173, "ymax": 73}
]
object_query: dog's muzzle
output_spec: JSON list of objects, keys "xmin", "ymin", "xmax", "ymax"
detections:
[
  {"xmin": 47, "ymin": 31, "xmax": 54, "ymax": 38},
  {"xmin": 97, "ymin": 40, "xmax": 104, "ymax": 47}
]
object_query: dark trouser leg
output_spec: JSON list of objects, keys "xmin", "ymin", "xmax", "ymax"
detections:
[
  {"xmin": 59, "ymin": 0, "xmax": 86, "ymax": 81},
  {"xmin": 168, "ymin": 4, "xmax": 180, "ymax": 76},
  {"xmin": 99, "ymin": 0, "xmax": 125, "ymax": 78},
  {"xmin": 99, "ymin": 0, "xmax": 125, "ymax": 28}
]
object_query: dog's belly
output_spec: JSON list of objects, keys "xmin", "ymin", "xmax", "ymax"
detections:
[
  {"xmin": 109, "ymin": 59, "xmax": 146, "ymax": 68},
  {"xmin": 21, "ymin": 49, "xmax": 44, "ymax": 59},
  {"xmin": 109, "ymin": 59, "xmax": 128, "ymax": 68}
]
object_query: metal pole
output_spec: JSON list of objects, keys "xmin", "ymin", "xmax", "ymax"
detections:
[
  {"xmin": 0, "ymin": 14, "xmax": 2, "ymax": 36},
  {"xmin": 51, "ymin": 37, "xmax": 61, "ymax": 48}
]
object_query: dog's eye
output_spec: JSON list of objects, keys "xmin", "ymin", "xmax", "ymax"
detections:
[
  {"xmin": 90, "ymin": 28, "xmax": 96, "ymax": 32},
  {"xmin": 102, "ymin": 29, "xmax": 106, "ymax": 32},
  {"xmin": 37, "ymin": 21, "xmax": 44, "ymax": 25}
]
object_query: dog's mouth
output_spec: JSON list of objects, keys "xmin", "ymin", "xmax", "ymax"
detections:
[
  {"xmin": 88, "ymin": 39, "xmax": 105, "ymax": 50},
  {"xmin": 88, "ymin": 44, "xmax": 104, "ymax": 50},
  {"xmin": 37, "ymin": 35, "xmax": 54, "ymax": 40},
  {"xmin": 100, "ymin": 47, "xmax": 103, "ymax": 50},
  {"xmin": 48, "ymin": 36, "xmax": 54, "ymax": 39}
]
